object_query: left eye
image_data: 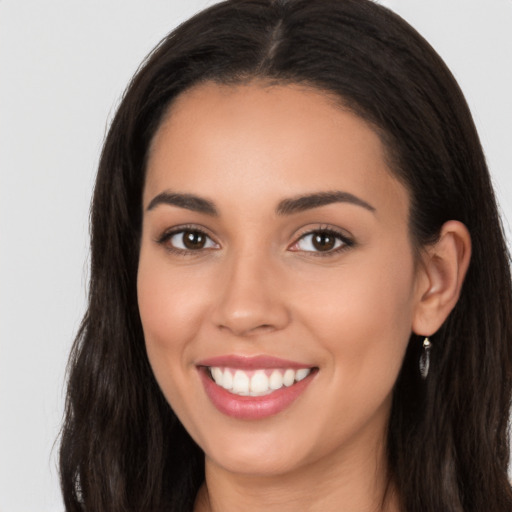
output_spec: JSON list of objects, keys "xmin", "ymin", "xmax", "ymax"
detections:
[
  {"xmin": 168, "ymin": 230, "xmax": 218, "ymax": 251},
  {"xmin": 292, "ymin": 231, "xmax": 347, "ymax": 253}
]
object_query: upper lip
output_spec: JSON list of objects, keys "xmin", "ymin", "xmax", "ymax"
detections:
[{"xmin": 196, "ymin": 355, "xmax": 314, "ymax": 370}]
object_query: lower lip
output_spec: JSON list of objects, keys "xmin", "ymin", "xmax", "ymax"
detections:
[{"xmin": 198, "ymin": 367, "xmax": 315, "ymax": 420}]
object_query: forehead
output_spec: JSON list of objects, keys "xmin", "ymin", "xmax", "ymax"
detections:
[{"xmin": 144, "ymin": 81, "xmax": 409, "ymax": 221}]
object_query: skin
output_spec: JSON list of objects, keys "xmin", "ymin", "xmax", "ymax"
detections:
[{"xmin": 137, "ymin": 82, "xmax": 471, "ymax": 512}]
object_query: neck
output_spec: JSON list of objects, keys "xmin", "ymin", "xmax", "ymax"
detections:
[{"xmin": 194, "ymin": 427, "xmax": 400, "ymax": 512}]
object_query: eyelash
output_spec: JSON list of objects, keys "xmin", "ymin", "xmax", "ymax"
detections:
[
  {"xmin": 155, "ymin": 225, "xmax": 354, "ymax": 257},
  {"xmin": 156, "ymin": 225, "xmax": 218, "ymax": 256},
  {"xmin": 289, "ymin": 226, "xmax": 354, "ymax": 257}
]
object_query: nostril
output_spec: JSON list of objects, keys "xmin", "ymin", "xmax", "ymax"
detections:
[{"xmin": 212, "ymin": 276, "xmax": 291, "ymax": 335}]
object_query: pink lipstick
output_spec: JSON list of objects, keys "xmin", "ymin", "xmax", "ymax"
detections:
[{"xmin": 197, "ymin": 355, "xmax": 316, "ymax": 420}]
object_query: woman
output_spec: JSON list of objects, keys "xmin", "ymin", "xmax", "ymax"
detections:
[{"xmin": 59, "ymin": 0, "xmax": 512, "ymax": 511}]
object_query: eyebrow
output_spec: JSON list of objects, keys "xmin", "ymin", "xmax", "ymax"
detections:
[
  {"xmin": 147, "ymin": 191, "xmax": 218, "ymax": 215},
  {"xmin": 146, "ymin": 190, "xmax": 375, "ymax": 216},
  {"xmin": 276, "ymin": 191, "xmax": 375, "ymax": 215}
]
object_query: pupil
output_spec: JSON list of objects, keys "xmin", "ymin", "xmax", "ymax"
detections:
[
  {"xmin": 312, "ymin": 233, "xmax": 335, "ymax": 251},
  {"xmin": 183, "ymin": 231, "xmax": 205, "ymax": 249}
]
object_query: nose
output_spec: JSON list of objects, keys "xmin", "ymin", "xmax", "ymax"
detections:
[{"xmin": 211, "ymin": 251, "xmax": 291, "ymax": 337}]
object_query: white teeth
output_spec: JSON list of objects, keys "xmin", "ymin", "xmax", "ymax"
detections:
[
  {"xmin": 232, "ymin": 370, "xmax": 250, "ymax": 394},
  {"xmin": 211, "ymin": 367, "xmax": 223, "ymax": 383},
  {"xmin": 209, "ymin": 367, "xmax": 312, "ymax": 396},
  {"xmin": 296, "ymin": 368, "xmax": 310, "ymax": 381},
  {"xmin": 269, "ymin": 370, "xmax": 283, "ymax": 390},
  {"xmin": 250, "ymin": 371, "xmax": 269, "ymax": 394},
  {"xmin": 222, "ymin": 370, "xmax": 233, "ymax": 390},
  {"xmin": 283, "ymin": 369, "xmax": 295, "ymax": 387}
]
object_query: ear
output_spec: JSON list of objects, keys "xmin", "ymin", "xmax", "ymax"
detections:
[{"xmin": 412, "ymin": 221, "xmax": 471, "ymax": 336}]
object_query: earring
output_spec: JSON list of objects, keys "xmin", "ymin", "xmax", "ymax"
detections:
[{"xmin": 419, "ymin": 337, "xmax": 432, "ymax": 379}]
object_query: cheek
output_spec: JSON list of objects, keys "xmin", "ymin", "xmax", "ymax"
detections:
[
  {"xmin": 137, "ymin": 255, "xmax": 212, "ymax": 346},
  {"xmin": 294, "ymin": 245, "xmax": 416, "ymax": 384},
  {"xmin": 136, "ymin": 250, "xmax": 215, "ymax": 403},
  {"xmin": 137, "ymin": 255, "xmax": 220, "ymax": 440}
]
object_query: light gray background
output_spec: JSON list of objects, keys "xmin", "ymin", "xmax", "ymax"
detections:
[{"xmin": 1, "ymin": 1, "xmax": 511, "ymax": 511}]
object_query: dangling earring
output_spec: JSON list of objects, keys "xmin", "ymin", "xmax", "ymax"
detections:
[{"xmin": 419, "ymin": 337, "xmax": 432, "ymax": 379}]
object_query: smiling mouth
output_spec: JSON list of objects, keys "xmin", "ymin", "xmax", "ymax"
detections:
[
  {"xmin": 198, "ymin": 358, "xmax": 318, "ymax": 419},
  {"xmin": 207, "ymin": 367, "xmax": 314, "ymax": 396}
]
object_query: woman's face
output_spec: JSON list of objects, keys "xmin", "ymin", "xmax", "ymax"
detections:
[{"xmin": 138, "ymin": 82, "xmax": 424, "ymax": 477}]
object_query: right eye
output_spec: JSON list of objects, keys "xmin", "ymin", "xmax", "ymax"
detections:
[{"xmin": 158, "ymin": 228, "xmax": 219, "ymax": 253}]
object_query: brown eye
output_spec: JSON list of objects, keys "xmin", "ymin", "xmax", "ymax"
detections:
[
  {"xmin": 164, "ymin": 229, "xmax": 218, "ymax": 252},
  {"xmin": 312, "ymin": 232, "xmax": 336, "ymax": 251},
  {"xmin": 292, "ymin": 229, "xmax": 350, "ymax": 254},
  {"xmin": 182, "ymin": 230, "xmax": 206, "ymax": 249}
]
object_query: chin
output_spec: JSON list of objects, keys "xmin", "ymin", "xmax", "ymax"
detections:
[{"xmin": 200, "ymin": 427, "xmax": 310, "ymax": 477}]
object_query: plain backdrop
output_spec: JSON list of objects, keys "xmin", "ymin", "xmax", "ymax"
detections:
[{"xmin": 1, "ymin": 1, "xmax": 511, "ymax": 511}]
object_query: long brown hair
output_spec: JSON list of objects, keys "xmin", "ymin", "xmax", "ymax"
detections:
[{"xmin": 60, "ymin": 1, "xmax": 512, "ymax": 510}]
